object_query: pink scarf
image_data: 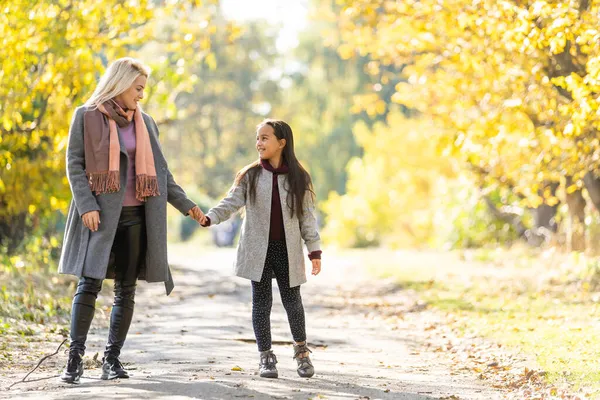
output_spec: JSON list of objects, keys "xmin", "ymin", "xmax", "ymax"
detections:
[{"xmin": 83, "ymin": 100, "xmax": 160, "ymax": 202}]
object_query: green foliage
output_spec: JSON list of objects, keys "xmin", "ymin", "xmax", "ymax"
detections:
[
  {"xmin": 431, "ymin": 179, "xmax": 521, "ymax": 249},
  {"xmin": 272, "ymin": 6, "xmax": 403, "ymax": 206},
  {"xmin": 157, "ymin": 22, "xmax": 282, "ymax": 198},
  {"xmin": 322, "ymin": 111, "xmax": 457, "ymax": 248},
  {"xmin": 0, "ymin": 247, "xmax": 74, "ymax": 327},
  {"xmin": 321, "ymin": 107, "xmax": 523, "ymax": 249}
]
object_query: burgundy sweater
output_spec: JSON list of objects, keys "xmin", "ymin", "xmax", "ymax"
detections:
[{"xmin": 204, "ymin": 160, "xmax": 321, "ymax": 260}]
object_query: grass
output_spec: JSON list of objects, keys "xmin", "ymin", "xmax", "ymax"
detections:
[
  {"xmin": 0, "ymin": 263, "xmax": 76, "ymax": 373},
  {"xmin": 0, "ymin": 254, "xmax": 115, "ymax": 370},
  {"xmin": 364, "ymin": 246, "xmax": 600, "ymax": 397},
  {"xmin": 0, "ymin": 265, "xmax": 75, "ymax": 332}
]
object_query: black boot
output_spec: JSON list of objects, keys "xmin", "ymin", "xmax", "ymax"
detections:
[
  {"xmin": 101, "ymin": 356, "xmax": 129, "ymax": 380},
  {"xmin": 60, "ymin": 350, "xmax": 84, "ymax": 384},
  {"xmin": 101, "ymin": 281, "xmax": 136, "ymax": 380},
  {"xmin": 61, "ymin": 277, "xmax": 102, "ymax": 384}
]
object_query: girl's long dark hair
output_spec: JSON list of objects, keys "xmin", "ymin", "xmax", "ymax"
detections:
[{"xmin": 235, "ymin": 119, "xmax": 314, "ymax": 219}]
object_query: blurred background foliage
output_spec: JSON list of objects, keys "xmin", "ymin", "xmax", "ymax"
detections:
[{"xmin": 4, "ymin": 0, "xmax": 600, "ymax": 277}]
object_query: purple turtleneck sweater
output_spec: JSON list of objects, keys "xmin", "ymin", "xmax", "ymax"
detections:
[{"xmin": 120, "ymin": 122, "xmax": 143, "ymax": 206}]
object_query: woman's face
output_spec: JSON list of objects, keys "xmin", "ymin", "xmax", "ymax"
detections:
[
  {"xmin": 256, "ymin": 124, "xmax": 285, "ymax": 161},
  {"xmin": 115, "ymin": 75, "xmax": 147, "ymax": 110}
]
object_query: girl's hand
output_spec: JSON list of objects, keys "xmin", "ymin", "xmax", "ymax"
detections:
[
  {"xmin": 82, "ymin": 210, "xmax": 100, "ymax": 232},
  {"xmin": 311, "ymin": 259, "xmax": 321, "ymax": 276}
]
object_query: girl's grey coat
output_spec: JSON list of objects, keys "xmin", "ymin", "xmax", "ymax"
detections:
[
  {"xmin": 58, "ymin": 106, "xmax": 196, "ymax": 295},
  {"xmin": 207, "ymin": 169, "xmax": 321, "ymax": 288}
]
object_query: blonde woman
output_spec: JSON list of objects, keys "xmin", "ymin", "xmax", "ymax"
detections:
[{"xmin": 58, "ymin": 57, "xmax": 205, "ymax": 383}]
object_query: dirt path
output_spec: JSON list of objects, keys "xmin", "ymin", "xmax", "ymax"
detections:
[{"xmin": 1, "ymin": 246, "xmax": 507, "ymax": 399}]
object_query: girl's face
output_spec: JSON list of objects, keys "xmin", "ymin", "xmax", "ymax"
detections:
[
  {"xmin": 256, "ymin": 124, "xmax": 285, "ymax": 161},
  {"xmin": 115, "ymin": 75, "xmax": 146, "ymax": 110}
]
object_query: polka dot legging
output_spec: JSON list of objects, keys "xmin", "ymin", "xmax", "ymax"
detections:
[{"xmin": 252, "ymin": 240, "xmax": 306, "ymax": 352}]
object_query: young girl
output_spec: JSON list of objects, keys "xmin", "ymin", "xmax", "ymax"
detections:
[{"xmin": 200, "ymin": 119, "xmax": 322, "ymax": 379}]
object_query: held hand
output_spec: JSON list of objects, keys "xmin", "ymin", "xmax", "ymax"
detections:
[
  {"xmin": 82, "ymin": 211, "xmax": 100, "ymax": 232},
  {"xmin": 189, "ymin": 205, "xmax": 207, "ymax": 225},
  {"xmin": 311, "ymin": 259, "xmax": 321, "ymax": 276}
]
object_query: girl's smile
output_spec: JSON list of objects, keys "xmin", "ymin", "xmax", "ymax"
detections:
[{"xmin": 256, "ymin": 124, "xmax": 286, "ymax": 167}]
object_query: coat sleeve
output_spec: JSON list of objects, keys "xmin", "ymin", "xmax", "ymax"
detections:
[
  {"xmin": 166, "ymin": 169, "xmax": 196, "ymax": 216},
  {"xmin": 149, "ymin": 116, "xmax": 196, "ymax": 216},
  {"xmin": 206, "ymin": 174, "xmax": 247, "ymax": 225},
  {"xmin": 299, "ymin": 191, "xmax": 321, "ymax": 253},
  {"xmin": 66, "ymin": 107, "xmax": 101, "ymax": 216}
]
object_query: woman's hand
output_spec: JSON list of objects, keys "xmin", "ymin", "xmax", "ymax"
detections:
[
  {"xmin": 82, "ymin": 211, "xmax": 101, "ymax": 232},
  {"xmin": 189, "ymin": 205, "xmax": 207, "ymax": 225},
  {"xmin": 311, "ymin": 259, "xmax": 321, "ymax": 276}
]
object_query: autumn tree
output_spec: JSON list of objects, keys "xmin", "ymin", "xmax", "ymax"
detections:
[
  {"xmin": 156, "ymin": 22, "xmax": 281, "ymax": 199},
  {"xmin": 329, "ymin": 0, "xmax": 600, "ymax": 250},
  {"xmin": 0, "ymin": 0, "xmax": 227, "ymax": 254},
  {"xmin": 272, "ymin": 11, "xmax": 405, "ymax": 206}
]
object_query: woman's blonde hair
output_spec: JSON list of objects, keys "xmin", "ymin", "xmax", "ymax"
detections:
[{"xmin": 85, "ymin": 57, "xmax": 150, "ymax": 109}]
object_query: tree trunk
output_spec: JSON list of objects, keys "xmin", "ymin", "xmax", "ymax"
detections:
[
  {"xmin": 0, "ymin": 212, "xmax": 27, "ymax": 254},
  {"xmin": 566, "ymin": 177, "xmax": 586, "ymax": 252},
  {"xmin": 483, "ymin": 196, "xmax": 527, "ymax": 236},
  {"xmin": 534, "ymin": 181, "xmax": 559, "ymax": 233},
  {"xmin": 583, "ymin": 171, "xmax": 600, "ymax": 212},
  {"xmin": 583, "ymin": 171, "xmax": 600, "ymax": 252},
  {"xmin": 533, "ymin": 204, "xmax": 558, "ymax": 232},
  {"xmin": 483, "ymin": 196, "xmax": 547, "ymax": 246}
]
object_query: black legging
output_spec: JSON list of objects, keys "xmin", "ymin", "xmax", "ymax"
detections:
[
  {"xmin": 252, "ymin": 241, "xmax": 306, "ymax": 352},
  {"xmin": 68, "ymin": 206, "xmax": 146, "ymax": 360}
]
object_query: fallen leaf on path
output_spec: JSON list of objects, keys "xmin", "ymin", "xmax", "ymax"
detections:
[{"xmin": 231, "ymin": 366, "xmax": 243, "ymax": 371}]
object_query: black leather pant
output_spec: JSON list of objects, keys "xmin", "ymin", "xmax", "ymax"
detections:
[{"xmin": 68, "ymin": 206, "xmax": 146, "ymax": 360}]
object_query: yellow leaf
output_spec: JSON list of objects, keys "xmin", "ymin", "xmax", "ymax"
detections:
[
  {"xmin": 566, "ymin": 184, "xmax": 579, "ymax": 194},
  {"xmin": 205, "ymin": 53, "xmax": 217, "ymax": 70},
  {"xmin": 338, "ymin": 44, "xmax": 355, "ymax": 60}
]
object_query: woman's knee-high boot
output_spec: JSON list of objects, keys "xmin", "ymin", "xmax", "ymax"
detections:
[
  {"xmin": 60, "ymin": 277, "xmax": 102, "ymax": 384},
  {"xmin": 101, "ymin": 280, "xmax": 136, "ymax": 380}
]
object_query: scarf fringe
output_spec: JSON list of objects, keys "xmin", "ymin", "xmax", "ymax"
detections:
[
  {"xmin": 87, "ymin": 171, "xmax": 120, "ymax": 194},
  {"xmin": 136, "ymin": 174, "xmax": 160, "ymax": 202}
]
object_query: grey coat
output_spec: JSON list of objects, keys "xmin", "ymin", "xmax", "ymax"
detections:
[
  {"xmin": 207, "ymin": 168, "xmax": 321, "ymax": 287},
  {"xmin": 58, "ymin": 106, "xmax": 196, "ymax": 295}
]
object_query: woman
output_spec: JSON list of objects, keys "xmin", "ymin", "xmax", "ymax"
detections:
[{"xmin": 57, "ymin": 57, "xmax": 205, "ymax": 384}]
